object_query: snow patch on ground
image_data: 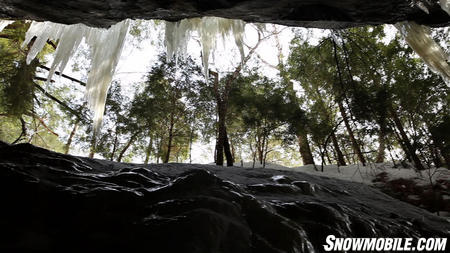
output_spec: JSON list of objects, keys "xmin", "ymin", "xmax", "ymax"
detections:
[
  {"xmin": 236, "ymin": 161, "xmax": 450, "ymax": 186},
  {"xmin": 236, "ymin": 161, "xmax": 450, "ymax": 216}
]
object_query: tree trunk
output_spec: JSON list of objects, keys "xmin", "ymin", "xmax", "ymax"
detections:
[
  {"xmin": 117, "ymin": 132, "xmax": 139, "ymax": 162},
  {"xmin": 156, "ymin": 135, "xmax": 163, "ymax": 164},
  {"xmin": 375, "ymin": 122, "xmax": 387, "ymax": 163},
  {"xmin": 144, "ymin": 134, "xmax": 152, "ymax": 164},
  {"xmin": 189, "ymin": 125, "xmax": 194, "ymax": 164},
  {"xmin": 332, "ymin": 38, "xmax": 366, "ymax": 166},
  {"xmin": 212, "ymin": 71, "xmax": 233, "ymax": 167},
  {"xmin": 230, "ymin": 136, "xmax": 236, "ymax": 164},
  {"xmin": 429, "ymin": 127, "xmax": 450, "ymax": 168},
  {"xmin": 110, "ymin": 133, "xmax": 118, "ymax": 161},
  {"xmin": 216, "ymin": 103, "xmax": 225, "ymax": 166},
  {"xmin": 391, "ymin": 124, "xmax": 412, "ymax": 162},
  {"xmin": 28, "ymin": 118, "xmax": 38, "ymax": 144},
  {"xmin": 164, "ymin": 116, "xmax": 175, "ymax": 164},
  {"xmin": 249, "ymin": 141, "xmax": 256, "ymax": 168},
  {"xmin": 313, "ymin": 89, "xmax": 345, "ymax": 166},
  {"xmin": 390, "ymin": 108, "xmax": 425, "ymax": 170},
  {"xmin": 64, "ymin": 122, "xmax": 78, "ymax": 154},
  {"xmin": 224, "ymin": 128, "xmax": 233, "ymax": 166},
  {"xmin": 343, "ymin": 144, "xmax": 355, "ymax": 165},
  {"xmin": 216, "ymin": 118, "xmax": 234, "ymax": 166},
  {"xmin": 338, "ymin": 101, "xmax": 366, "ymax": 166},
  {"xmin": 175, "ymin": 148, "xmax": 180, "ymax": 162},
  {"xmin": 325, "ymin": 147, "xmax": 332, "ymax": 165},
  {"xmin": 257, "ymin": 134, "xmax": 264, "ymax": 164},
  {"xmin": 88, "ymin": 132, "xmax": 96, "ymax": 159},
  {"xmin": 214, "ymin": 141, "xmax": 218, "ymax": 164},
  {"xmin": 261, "ymin": 134, "xmax": 267, "ymax": 164},
  {"xmin": 331, "ymin": 132, "xmax": 346, "ymax": 166},
  {"xmin": 298, "ymin": 132, "xmax": 315, "ymax": 165},
  {"xmin": 262, "ymin": 139, "xmax": 272, "ymax": 169},
  {"xmin": 12, "ymin": 117, "xmax": 27, "ymax": 144},
  {"xmin": 209, "ymin": 32, "xmax": 265, "ymax": 166}
]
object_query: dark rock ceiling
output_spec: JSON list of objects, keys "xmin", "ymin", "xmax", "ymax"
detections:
[{"xmin": 1, "ymin": 0, "xmax": 449, "ymax": 28}]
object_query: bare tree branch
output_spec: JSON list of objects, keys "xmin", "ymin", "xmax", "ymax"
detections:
[
  {"xmin": 38, "ymin": 65, "xmax": 86, "ymax": 86},
  {"xmin": 33, "ymin": 82, "xmax": 85, "ymax": 121},
  {"xmin": 25, "ymin": 111, "xmax": 59, "ymax": 136}
]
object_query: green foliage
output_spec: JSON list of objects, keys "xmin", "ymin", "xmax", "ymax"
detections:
[
  {"xmin": 0, "ymin": 21, "xmax": 65, "ymax": 150},
  {"xmin": 288, "ymin": 25, "xmax": 449, "ymax": 167},
  {"xmin": 126, "ymin": 55, "xmax": 205, "ymax": 162},
  {"xmin": 2, "ymin": 58, "xmax": 38, "ymax": 116}
]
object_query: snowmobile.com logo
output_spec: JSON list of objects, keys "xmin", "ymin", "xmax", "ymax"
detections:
[{"xmin": 323, "ymin": 235, "xmax": 447, "ymax": 252}]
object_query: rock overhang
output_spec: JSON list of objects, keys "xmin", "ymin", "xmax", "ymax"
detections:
[{"xmin": 1, "ymin": 0, "xmax": 449, "ymax": 28}]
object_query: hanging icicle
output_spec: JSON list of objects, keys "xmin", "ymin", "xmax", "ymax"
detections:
[
  {"xmin": 21, "ymin": 20, "xmax": 130, "ymax": 134},
  {"xmin": 440, "ymin": 0, "xmax": 450, "ymax": 15},
  {"xmin": 16, "ymin": 16, "xmax": 247, "ymax": 134},
  {"xmin": 0, "ymin": 20, "xmax": 14, "ymax": 32},
  {"xmin": 395, "ymin": 21, "xmax": 450, "ymax": 85},
  {"xmin": 164, "ymin": 17, "xmax": 246, "ymax": 78},
  {"xmin": 84, "ymin": 21, "xmax": 129, "ymax": 134}
]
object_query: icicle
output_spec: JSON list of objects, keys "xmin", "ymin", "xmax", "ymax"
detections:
[
  {"xmin": 22, "ymin": 22, "xmax": 66, "ymax": 65},
  {"xmin": 46, "ymin": 24, "xmax": 85, "ymax": 83},
  {"xmin": 440, "ymin": 0, "xmax": 450, "ymax": 15},
  {"xmin": 231, "ymin": 21, "xmax": 245, "ymax": 63},
  {"xmin": 164, "ymin": 22, "xmax": 176, "ymax": 60},
  {"xmin": 415, "ymin": 1, "xmax": 429, "ymax": 14},
  {"xmin": 22, "ymin": 20, "xmax": 130, "ymax": 134},
  {"xmin": 84, "ymin": 20, "xmax": 130, "ymax": 133},
  {"xmin": 395, "ymin": 21, "xmax": 450, "ymax": 85},
  {"xmin": 0, "ymin": 20, "xmax": 14, "ymax": 32},
  {"xmin": 164, "ymin": 17, "xmax": 246, "ymax": 78}
]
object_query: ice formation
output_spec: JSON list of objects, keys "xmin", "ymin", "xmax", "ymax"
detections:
[
  {"xmin": 164, "ymin": 17, "xmax": 245, "ymax": 78},
  {"xmin": 16, "ymin": 17, "xmax": 245, "ymax": 134},
  {"xmin": 441, "ymin": 0, "xmax": 450, "ymax": 15},
  {"xmin": 21, "ymin": 20, "xmax": 130, "ymax": 133},
  {"xmin": 395, "ymin": 21, "xmax": 450, "ymax": 85},
  {"xmin": 415, "ymin": 1, "xmax": 430, "ymax": 14},
  {"xmin": 15, "ymin": 16, "xmax": 246, "ymax": 135},
  {"xmin": 0, "ymin": 20, "xmax": 14, "ymax": 32},
  {"xmin": 415, "ymin": 0, "xmax": 450, "ymax": 14}
]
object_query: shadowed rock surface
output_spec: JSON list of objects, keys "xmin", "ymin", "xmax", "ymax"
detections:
[
  {"xmin": 0, "ymin": 141, "xmax": 449, "ymax": 252},
  {"xmin": 1, "ymin": 0, "xmax": 449, "ymax": 28}
]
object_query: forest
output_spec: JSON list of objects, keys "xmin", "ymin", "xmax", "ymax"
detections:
[{"xmin": 0, "ymin": 20, "xmax": 449, "ymax": 172}]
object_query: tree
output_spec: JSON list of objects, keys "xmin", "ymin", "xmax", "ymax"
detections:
[
  {"xmin": 288, "ymin": 25, "xmax": 449, "ymax": 170},
  {"xmin": 231, "ymin": 75, "xmax": 288, "ymax": 166},
  {"xmin": 0, "ymin": 21, "xmax": 79, "ymax": 151},
  {"xmin": 128, "ymin": 55, "xmax": 204, "ymax": 163}
]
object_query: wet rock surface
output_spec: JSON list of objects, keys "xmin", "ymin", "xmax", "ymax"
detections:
[
  {"xmin": 1, "ymin": 0, "xmax": 449, "ymax": 28},
  {"xmin": 0, "ymin": 141, "xmax": 449, "ymax": 252}
]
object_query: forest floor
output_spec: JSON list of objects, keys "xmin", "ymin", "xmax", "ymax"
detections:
[{"xmin": 238, "ymin": 161, "xmax": 450, "ymax": 217}]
